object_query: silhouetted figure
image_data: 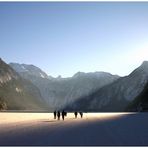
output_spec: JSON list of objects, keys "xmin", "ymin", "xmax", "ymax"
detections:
[
  {"xmin": 62, "ymin": 110, "xmax": 65, "ymax": 120},
  {"xmin": 64, "ymin": 111, "xmax": 67, "ymax": 117},
  {"xmin": 74, "ymin": 112, "xmax": 78, "ymax": 118},
  {"xmin": 57, "ymin": 111, "xmax": 60, "ymax": 120},
  {"xmin": 79, "ymin": 112, "xmax": 83, "ymax": 118},
  {"xmin": 53, "ymin": 111, "xmax": 56, "ymax": 119}
]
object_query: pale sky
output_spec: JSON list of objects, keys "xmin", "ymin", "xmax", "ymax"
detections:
[{"xmin": 0, "ymin": 2, "xmax": 148, "ymax": 77}]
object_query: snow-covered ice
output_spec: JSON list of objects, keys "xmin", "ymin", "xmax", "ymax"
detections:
[{"xmin": 0, "ymin": 112, "xmax": 148, "ymax": 146}]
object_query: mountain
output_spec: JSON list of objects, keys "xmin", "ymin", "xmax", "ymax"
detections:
[
  {"xmin": 0, "ymin": 58, "xmax": 47, "ymax": 110},
  {"xmin": 64, "ymin": 61, "xmax": 148, "ymax": 112},
  {"xmin": 9, "ymin": 63, "xmax": 50, "ymax": 79},
  {"xmin": 126, "ymin": 81, "xmax": 148, "ymax": 112},
  {"xmin": 10, "ymin": 63, "xmax": 119, "ymax": 110}
]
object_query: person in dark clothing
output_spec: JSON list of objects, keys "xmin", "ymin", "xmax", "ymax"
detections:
[
  {"xmin": 79, "ymin": 112, "xmax": 83, "ymax": 118},
  {"xmin": 64, "ymin": 111, "xmax": 67, "ymax": 117},
  {"xmin": 62, "ymin": 110, "xmax": 65, "ymax": 120},
  {"xmin": 74, "ymin": 112, "xmax": 78, "ymax": 118},
  {"xmin": 57, "ymin": 111, "xmax": 60, "ymax": 120},
  {"xmin": 53, "ymin": 111, "xmax": 56, "ymax": 119}
]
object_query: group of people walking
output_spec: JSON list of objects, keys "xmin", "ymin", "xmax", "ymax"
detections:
[
  {"xmin": 53, "ymin": 110, "xmax": 83, "ymax": 120},
  {"xmin": 74, "ymin": 111, "xmax": 83, "ymax": 118},
  {"xmin": 54, "ymin": 110, "xmax": 67, "ymax": 120}
]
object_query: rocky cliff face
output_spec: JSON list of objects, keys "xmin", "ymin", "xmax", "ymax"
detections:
[
  {"xmin": 0, "ymin": 59, "xmax": 47, "ymax": 110},
  {"xmin": 126, "ymin": 82, "xmax": 148, "ymax": 112}
]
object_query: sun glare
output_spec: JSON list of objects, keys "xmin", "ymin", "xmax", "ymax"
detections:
[{"xmin": 134, "ymin": 48, "xmax": 148, "ymax": 62}]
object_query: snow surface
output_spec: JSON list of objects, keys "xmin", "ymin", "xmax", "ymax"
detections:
[
  {"xmin": 21, "ymin": 65, "xmax": 26, "ymax": 70},
  {"xmin": 0, "ymin": 112, "xmax": 148, "ymax": 146},
  {"xmin": 21, "ymin": 65, "xmax": 28, "ymax": 71},
  {"xmin": 40, "ymin": 72, "xmax": 45, "ymax": 78}
]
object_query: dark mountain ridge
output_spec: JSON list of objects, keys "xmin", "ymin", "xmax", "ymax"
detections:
[{"xmin": 126, "ymin": 81, "xmax": 148, "ymax": 112}]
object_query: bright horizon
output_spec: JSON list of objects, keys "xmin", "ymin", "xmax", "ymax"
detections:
[{"xmin": 0, "ymin": 2, "xmax": 148, "ymax": 78}]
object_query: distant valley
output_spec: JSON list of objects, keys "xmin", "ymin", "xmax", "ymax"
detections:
[{"xmin": 10, "ymin": 62, "xmax": 119, "ymax": 110}]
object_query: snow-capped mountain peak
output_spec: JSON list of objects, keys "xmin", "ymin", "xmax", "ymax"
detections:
[{"xmin": 9, "ymin": 63, "xmax": 49, "ymax": 79}]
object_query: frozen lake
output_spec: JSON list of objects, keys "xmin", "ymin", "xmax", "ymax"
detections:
[{"xmin": 0, "ymin": 112, "xmax": 148, "ymax": 146}]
